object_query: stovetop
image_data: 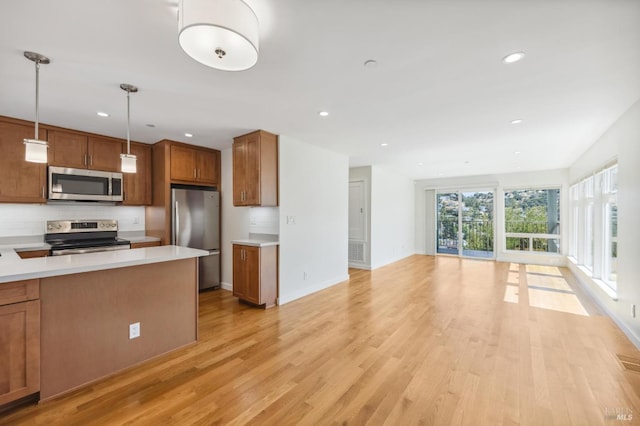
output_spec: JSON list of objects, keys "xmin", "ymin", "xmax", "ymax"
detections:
[{"xmin": 44, "ymin": 219, "xmax": 129, "ymax": 250}]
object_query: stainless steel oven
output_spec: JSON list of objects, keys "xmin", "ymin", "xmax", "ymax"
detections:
[
  {"xmin": 45, "ymin": 220, "xmax": 130, "ymax": 255},
  {"xmin": 48, "ymin": 166, "xmax": 123, "ymax": 202}
]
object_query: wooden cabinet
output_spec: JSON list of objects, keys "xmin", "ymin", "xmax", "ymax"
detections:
[
  {"xmin": 170, "ymin": 145, "xmax": 219, "ymax": 185},
  {"xmin": 0, "ymin": 279, "xmax": 40, "ymax": 407},
  {"xmin": 0, "ymin": 120, "xmax": 47, "ymax": 203},
  {"xmin": 233, "ymin": 130, "xmax": 278, "ymax": 206},
  {"xmin": 130, "ymin": 241, "xmax": 160, "ymax": 249},
  {"xmin": 232, "ymin": 244, "xmax": 277, "ymax": 308},
  {"xmin": 122, "ymin": 142, "xmax": 152, "ymax": 205},
  {"xmin": 145, "ymin": 140, "xmax": 221, "ymax": 245},
  {"xmin": 48, "ymin": 131, "xmax": 121, "ymax": 172},
  {"xmin": 17, "ymin": 250, "xmax": 49, "ymax": 259}
]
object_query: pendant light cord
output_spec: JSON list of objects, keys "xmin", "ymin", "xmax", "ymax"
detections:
[
  {"xmin": 126, "ymin": 89, "xmax": 131, "ymax": 155},
  {"xmin": 35, "ymin": 61, "xmax": 40, "ymax": 140}
]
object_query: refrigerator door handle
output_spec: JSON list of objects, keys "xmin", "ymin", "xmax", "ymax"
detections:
[{"xmin": 174, "ymin": 201, "xmax": 180, "ymax": 245}]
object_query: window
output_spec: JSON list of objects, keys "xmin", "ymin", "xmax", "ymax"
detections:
[
  {"xmin": 569, "ymin": 164, "xmax": 618, "ymax": 290},
  {"xmin": 504, "ymin": 188, "xmax": 560, "ymax": 253}
]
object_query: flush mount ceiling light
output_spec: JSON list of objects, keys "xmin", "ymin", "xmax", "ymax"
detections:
[
  {"xmin": 185, "ymin": 133, "xmax": 193, "ymax": 138},
  {"xmin": 97, "ymin": 111, "xmax": 110, "ymax": 117},
  {"xmin": 319, "ymin": 111, "xmax": 329, "ymax": 117},
  {"xmin": 23, "ymin": 51, "xmax": 50, "ymax": 163},
  {"xmin": 364, "ymin": 59, "xmax": 378, "ymax": 69},
  {"xmin": 510, "ymin": 119, "xmax": 523, "ymax": 124},
  {"xmin": 502, "ymin": 51, "xmax": 525, "ymax": 64},
  {"xmin": 178, "ymin": 0, "xmax": 259, "ymax": 71},
  {"xmin": 120, "ymin": 84, "xmax": 138, "ymax": 174},
  {"xmin": 380, "ymin": 143, "xmax": 388, "ymax": 147}
]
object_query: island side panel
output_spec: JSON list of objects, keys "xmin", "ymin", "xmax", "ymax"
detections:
[{"xmin": 40, "ymin": 258, "xmax": 197, "ymax": 401}]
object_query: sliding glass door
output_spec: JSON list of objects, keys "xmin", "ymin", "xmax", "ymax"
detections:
[{"xmin": 437, "ymin": 190, "xmax": 494, "ymax": 259}]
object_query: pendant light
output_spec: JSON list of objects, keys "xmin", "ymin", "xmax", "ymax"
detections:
[
  {"xmin": 178, "ymin": 0, "xmax": 259, "ymax": 71},
  {"xmin": 23, "ymin": 51, "xmax": 50, "ymax": 163},
  {"xmin": 120, "ymin": 83, "xmax": 138, "ymax": 174}
]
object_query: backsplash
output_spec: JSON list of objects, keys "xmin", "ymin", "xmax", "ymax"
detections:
[
  {"xmin": 0, "ymin": 204, "xmax": 145, "ymax": 237},
  {"xmin": 249, "ymin": 207, "xmax": 279, "ymax": 235}
]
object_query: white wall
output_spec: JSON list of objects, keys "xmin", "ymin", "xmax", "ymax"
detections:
[
  {"xmin": 0, "ymin": 204, "xmax": 145, "ymax": 237},
  {"xmin": 568, "ymin": 100, "xmax": 640, "ymax": 347},
  {"xmin": 370, "ymin": 166, "xmax": 415, "ymax": 269},
  {"xmin": 279, "ymin": 135, "xmax": 349, "ymax": 304},
  {"xmin": 414, "ymin": 169, "xmax": 570, "ymax": 266}
]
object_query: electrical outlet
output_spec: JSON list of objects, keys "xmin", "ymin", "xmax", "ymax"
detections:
[
  {"xmin": 129, "ymin": 322, "xmax": 140, "ymax": 339},
  {"xmin": 287, "ymin": 215, "xmax": 296, "ymax": 225},
  {"xmin": 303, "ymin": 271, "xmax": 308, "ymax": 280},
  {"xmin": 632, "ymin": 305, "xmax": 636, "ymax": 319}
]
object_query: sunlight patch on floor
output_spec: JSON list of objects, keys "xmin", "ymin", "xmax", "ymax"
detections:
[
  {"xmin": 504, "ymin": 284, "xmax": 519, "ymax": 304},
  {"xmin": 526, "ymin": 266, "xmax": 589, "ymax": 316},
  {"xmin": 525, "ymin": 264, "xmax": 563, "ymax": 277}
]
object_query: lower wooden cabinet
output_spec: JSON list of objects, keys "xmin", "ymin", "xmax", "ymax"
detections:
[
  {"xmin": 0, "ymin": 279, "xmax": 40, "ymax": 407},
  {"xmin": 232, "ymin": 244, "xmax": 277, "ymax": 308}
]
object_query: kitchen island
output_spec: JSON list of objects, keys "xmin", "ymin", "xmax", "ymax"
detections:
[{"xmin": 0, "ymin": 245, "xmax": 208, "ymax": 403}]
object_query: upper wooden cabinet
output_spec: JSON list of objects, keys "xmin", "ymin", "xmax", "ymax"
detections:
[
  {"xmin": 122, "ymin": 142, "xmax": 152, "ymax": 206},
  {"xmin": 170, "ymin": 144, "xmax": 219, "ymax": 185},
  {"xmin": 0, "ymin": 119, "xmax": 47, "ymax": 203},
  {"xmin": 48, "ymin": 130, "xmax": 120, "ymax": 172},
  {"xmin": 233, "ymin": 130, "xmax": 278, "ymax": 206}
]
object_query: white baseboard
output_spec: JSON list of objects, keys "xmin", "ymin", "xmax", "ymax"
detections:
[
  {"xmin": 348, "ymin": 262, "xmax": 371, "ymax": 270},
  {"xmin": 279, "ymin": 274, "xmax": 350, "ymax": 305},
  {"xmin": 370, "ymin": 252, "xmax": 414, "ymax": 270},
  {"xmin": 220, "ymin": 282, "xmax": 232, "ymax": 291}
]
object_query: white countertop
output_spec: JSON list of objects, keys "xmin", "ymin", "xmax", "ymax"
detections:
[
  {"xmin": 0, "ymin": 245, "xmax": 209, "ymax": 284},
  {"xmin": 231, "ymin": 239, "xmax": 279, "ymax": 247}
]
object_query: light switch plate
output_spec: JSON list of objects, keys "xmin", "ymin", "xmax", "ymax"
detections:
[{"xmin": 129, "ymin": 322, "xmax": 140, "ymax": 339}]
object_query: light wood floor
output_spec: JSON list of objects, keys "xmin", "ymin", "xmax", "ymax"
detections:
[{"xmin": 3, "ymin": 255, "xmax": 640, "ymax": 425}]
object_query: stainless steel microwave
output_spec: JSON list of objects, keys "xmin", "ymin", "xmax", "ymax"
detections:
[{"xmin": 48, "ymin": 166, "xmax": 123, "ymax": 202}]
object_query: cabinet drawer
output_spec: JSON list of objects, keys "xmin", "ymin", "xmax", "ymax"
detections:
[{"xmin": 0, "ymin": 280, "xmax": 39, "ymax": 306}]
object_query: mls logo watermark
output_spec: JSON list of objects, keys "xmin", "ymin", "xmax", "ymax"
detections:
[{"xmin": 604, "ymin": 407, "xmax": 633, "ymax": 421}]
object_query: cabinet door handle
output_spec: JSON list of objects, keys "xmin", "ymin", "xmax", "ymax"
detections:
[
  {"xmin": 84, "ymin": 154, "xmax": 88, "ymax": 166},
  {"xmin": 194, "ymin": 169, "xmax": 197, "ymax": 178},
  {"xmin": 42, "ymin": 186, "xmax": 46, "ymax": 199}
]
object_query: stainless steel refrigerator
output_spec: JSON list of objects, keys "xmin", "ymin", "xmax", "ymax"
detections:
[{"xmin": 171, "ymin": 185, "xmax": 220, "ymax": 290}]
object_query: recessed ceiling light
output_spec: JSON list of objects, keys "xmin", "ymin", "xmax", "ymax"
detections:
[
  {"xmin": 380, "ymin": 143, "xmax": 388, "ymax": 147},
  {"xmin": 502, "ymin": 51, "xmax": 525, "ymax": 64},
  {"xmin": 96, "ymin": 112, "xmax": 109, "ymax": 117},
  {"xmin": 511, "ymin": 119, "xmax": 523, "ymax": 124},
  {"xmin": 184, "ymin": 133, "xmax": 193, "ymax": 138},
  {"xmin": 364, "ymin": 59, "xmax": 377, "ymax": 69},
  {"xmin": 319, "ymin": 111, "xmax": 329, "ymax": 117},
  {"xmin": 146, "ymin": 124, "xmax": 156, "ymax": 128},
  {"xmin": 514, "ymin": 151, "xmax": 521, "ymax": 155},
  {"xmin": 417, "ymin": 162, "xmax": 424, "ymax": 166}
]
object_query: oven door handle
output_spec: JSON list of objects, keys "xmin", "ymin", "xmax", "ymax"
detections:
[{"xmin": 51, "ymin": 245, "xmax": 131, "ymax": 256}]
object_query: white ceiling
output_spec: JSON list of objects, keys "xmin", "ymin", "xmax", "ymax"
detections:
[{"xmin": 1, "ymin": 0, "xmax": 638, "ymax": 179}]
